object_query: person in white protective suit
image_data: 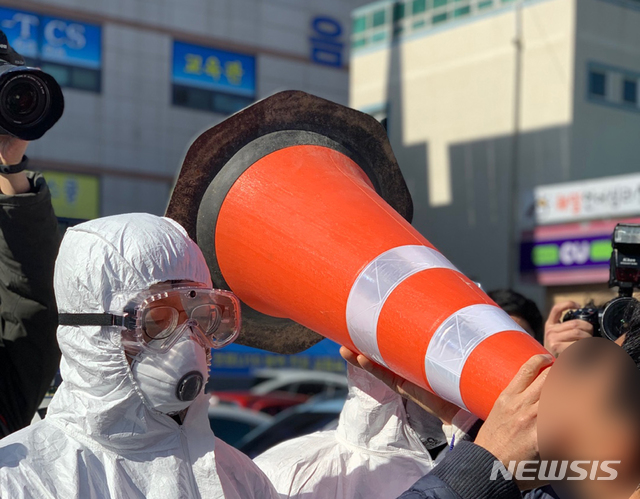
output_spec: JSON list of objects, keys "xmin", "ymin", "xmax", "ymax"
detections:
[
  {"xmin": 0, "ymin": 213, "xmax": 278, "ymax": 499},
  {"xmin": 254, "ymin": 364, "xmax": 480, "ymax": 499}
]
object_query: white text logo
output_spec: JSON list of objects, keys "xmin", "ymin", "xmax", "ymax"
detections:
[{"xmin": 489, "ymin": 461, "xmax": 621, "ymax": 481}]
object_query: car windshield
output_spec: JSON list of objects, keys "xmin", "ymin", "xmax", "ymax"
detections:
[
  {"xmin": 209, "ymin": 417, "xmax": 258, "ymax": 448},
  {"xmin": 238, "ymin": 411, "xmax": 338, "ymax": 458}
]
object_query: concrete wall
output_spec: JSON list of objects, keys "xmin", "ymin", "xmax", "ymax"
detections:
[
  {"xmin": 350, "ymin": 0, "xmax": 575, "ymax": 292},
  {"xmin": 571, "ymin": 0, "xmax": 640, "ymax": 180}
]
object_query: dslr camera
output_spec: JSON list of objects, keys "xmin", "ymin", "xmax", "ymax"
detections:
[
  {"xmin": 563, "ymin": 224, "xmax": 640, "ymax": 341},
  {"xmin": 0, "ymin": 30, "xmax": 64, "ymax": 140}
]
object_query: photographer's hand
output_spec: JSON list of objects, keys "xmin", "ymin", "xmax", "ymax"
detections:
[
  {"xmin": 0, "ymin": 136, "xmax": 29, "ymax": 195},
  {"xmin": 544, "ymin": 301, "xmax": 594, "ymax": 357}
]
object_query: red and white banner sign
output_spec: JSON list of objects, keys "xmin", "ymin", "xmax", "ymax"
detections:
[{"xmin": 522, "ymin": 173, "xmax": 640, "ymax": 226}]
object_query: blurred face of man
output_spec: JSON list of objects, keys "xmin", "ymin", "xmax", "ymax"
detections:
[{"xmin": 539, "ymin": 337, "xmax": 640, "ymax": 499}]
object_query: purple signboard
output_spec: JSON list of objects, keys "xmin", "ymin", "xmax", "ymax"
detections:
[
  {"xmin": 520, "ymin": 234, "xmax": 612, "ymax": 273},
  {"xmin": 518, "ymin": 218, "xmax": 640, "ymax": 285}
]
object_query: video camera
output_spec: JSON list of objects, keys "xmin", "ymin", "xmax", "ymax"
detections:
[
  {"xmin": 0, "ymin": 30, "xmax": 64, "ymax": 141},
  {"xmin": 563, "ymin": 224, "xmax": 640, "ymax": 341}
]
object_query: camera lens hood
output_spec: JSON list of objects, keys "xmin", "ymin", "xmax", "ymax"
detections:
[{"xmin": 0, "ymin": 66, "xmax": 64, "ymax": 140}]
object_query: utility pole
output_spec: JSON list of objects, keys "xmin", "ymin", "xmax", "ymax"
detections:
[{"xmin": 507, "ymin": 0, "xmax": 524, "ymax": 289}]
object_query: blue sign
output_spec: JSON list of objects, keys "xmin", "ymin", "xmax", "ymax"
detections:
[
  {"xmin": 0, "ymin": 7, "xmax": 39, "ymax": 58},
  {"xmin": 210, "ymin": 339, "xmax": 346, "ymax": 376},
  {"xmin": 309, "ymin": 16, "xmax": 344, "ymax": 68},
  {"xmin": 172, "ymin": 41, "xmax": 256, "ymax": 97},
  {"xmin": 0, "ymin": 7, "xmax": 101, "ymax": 69},
  {"xmin": 39, "ymin": 16, "xmax": 101, "ymax": 68}
]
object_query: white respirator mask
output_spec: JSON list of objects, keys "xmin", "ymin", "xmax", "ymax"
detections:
[{"xmin": 131, "ymin": 327, "xmax": 210, "ymax": 414}]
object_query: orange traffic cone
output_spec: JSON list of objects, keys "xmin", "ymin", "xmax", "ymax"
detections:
[{"xmin": 167, "ymin": 91, "xmax": 547, "ymax": 419}]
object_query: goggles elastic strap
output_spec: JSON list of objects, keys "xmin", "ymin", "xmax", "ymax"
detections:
[{"xmin": 58, "ymin": 313, "xmax": 135, "ymax": 329}]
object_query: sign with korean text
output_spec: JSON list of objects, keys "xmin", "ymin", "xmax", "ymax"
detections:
[
  {"xmin": 0, "ymin": 7, "xmax": 102, "ymax": 68},
  {"xmin": 522, "ymin": 173, "xmax": 640, "ymax": 226},
  {"xmin": 210, "ymin": 339, "xmax": 346, "ymax": 376},
  {"xmin": 172, "ymin": 41, "xmax": 256, "ymax": 97},
  {"xmin": 309, "ymin": 15, "xmax": 344, "ymax": 68},
  {"xmin": 43, "ymin": 171, "xmax": 100, "ymax": 220}
]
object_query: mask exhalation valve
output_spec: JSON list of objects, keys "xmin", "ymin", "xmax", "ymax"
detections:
[{"xmin": 176, "ymin": 371, "xmax": 204, "ymax": 401}]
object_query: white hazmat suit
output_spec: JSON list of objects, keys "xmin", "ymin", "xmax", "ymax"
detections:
[
  {"xmin": 0, "ymin": 213, "xmax": 278, "ymax": 499},
  {"xmin": 255, "ymin": 365, "xmax": 479, "ymax": 499}
]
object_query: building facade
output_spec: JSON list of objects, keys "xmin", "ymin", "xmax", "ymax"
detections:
[
  {"xmin": 1, "ymin": 0, "xmax": 366, "ymax": 220},
  {"xmin": 350, "ymin": 0, "xmax": 640, "ymax": 306}
]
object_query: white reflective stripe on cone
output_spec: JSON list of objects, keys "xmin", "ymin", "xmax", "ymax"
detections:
[
  {"xmin": 346, "ymin": 245, "xmax": 460, "ymax": 367},
  {"xmin": 424, "ymin": 304, "xmax": 527, "ymax": 410}
]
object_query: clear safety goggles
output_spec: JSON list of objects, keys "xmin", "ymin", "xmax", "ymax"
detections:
[{"xmin": 58, "ymin": 283, "xmax": 241, "ymax": 353}]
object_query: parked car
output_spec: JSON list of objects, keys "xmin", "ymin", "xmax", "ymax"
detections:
[
  {"xmin": 208, "ymin": 403, "xmax": 273, "ymax": 447},
  {"xmin": 214, "ymin": 391, "xmax": 309, "ymax": 415},
  {"xmin": 250, "ymin": 369, "xmax": 348, "ymax": 398},
  {"xmin": 237, "ymin": 396, "xmax": 346, "ymax": 458}
]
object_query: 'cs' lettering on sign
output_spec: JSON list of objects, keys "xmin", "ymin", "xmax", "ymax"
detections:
[
  {"xmin": 43, "ymin": 20, "xmax": 87, "ymax": 49},
  {"xmin": 309, "ymin": 16, "xmax": 344, "ymax": 68},
  {"xmin": 0, "ymin": 7, "xmax": 102, "ymax": 68}
]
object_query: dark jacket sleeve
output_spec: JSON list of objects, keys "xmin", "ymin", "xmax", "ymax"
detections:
[
  {"xmin": 0, "ymin": 171, "xmax": 61, "ymax": 436},
  {"xmin": 398, "ymin": 442, "xmax": 522, "ymax": 499},
  {"xmin": 524, "ymin": 486, "xmax": 564, "ymax": 499}
]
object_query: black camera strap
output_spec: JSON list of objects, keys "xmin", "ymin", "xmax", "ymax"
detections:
[{"xmin": 0, "ymin": 155, "xmax": 28, "ymax": 175}]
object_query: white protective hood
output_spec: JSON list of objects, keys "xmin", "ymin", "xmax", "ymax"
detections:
[
  {"xmin": 254, "ymin": 364, "xmax": 476, "ymax": 499},
  {"xmin": 0, "ymin": 213, "xmax": 278, "ymax": 499}
]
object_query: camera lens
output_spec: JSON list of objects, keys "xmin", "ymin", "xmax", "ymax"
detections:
[
  {"xmin": 601, "ymin": 296, "xmax": 636, "ymax": 341},
  {"xmin": 6, "ymin": 83, "xmax": 37, "ymax": 116},
  {"xmin": 0, "ymin": 76, "xmax": 47, "ymax": 127},
  {"xmin": 0, "ymin": 67, "xmax": 64, "ymax": 140}
]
